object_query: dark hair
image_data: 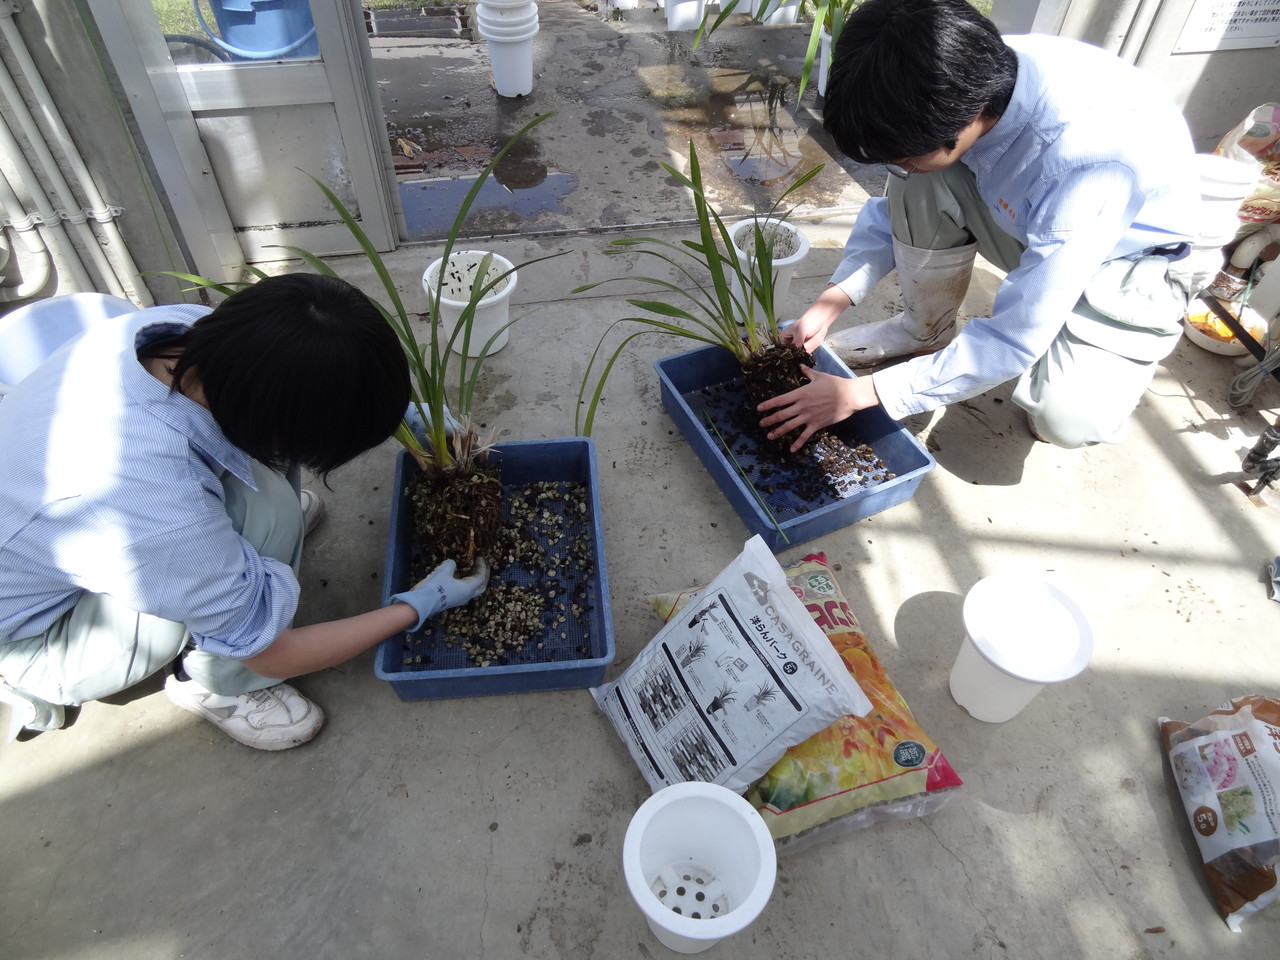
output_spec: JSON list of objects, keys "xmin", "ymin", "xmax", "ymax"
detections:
[
  {"xmin": 823, "ymin": 0, "xmax": 1017, "ymax": 165},
  {"xmin": 163, "ymin": 273, "xmax": 410, "ymax": 478}
]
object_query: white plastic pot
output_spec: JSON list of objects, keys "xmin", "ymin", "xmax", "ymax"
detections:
[
  {"xmin": 726, "ymin": 217, "xmax": 810, "ymax": 321},
  {"xmin": 757, "ymin": 0, "xmax": 800, "ymax": 24},
  {"xmin": 665, "ymin": 0, "xmax": 705, "ymax": 31},
  {"xmin": 422, "ymin": 250, "xmax": 517, "ymax": 357},
  {"xmin": 623, "ymin": 781, "xmax": 777, "ymax": 954},
  {"xmin": 949, "ymin": 574, "xmax": 1093, "ymax": 723},
  {"xmin": 1195, "ymin": 152, "xmax": 1261, "ymax": 199},
  {"xmin": 475, "ymin": 0, "xmax": 538, "ymax": 97},
  {"xmin": 817, "ymin": 27, "xmax": 832, "ymax": 97}
]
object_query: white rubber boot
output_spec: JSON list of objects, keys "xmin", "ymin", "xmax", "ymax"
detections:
[{"xmin": 828, "ymin": 238, "xmax": 978, "ymax": 368}]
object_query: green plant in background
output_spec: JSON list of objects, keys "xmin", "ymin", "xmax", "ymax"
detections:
[
  {"xmin": 693, "ymin": 0, "xmax": 864, "ymax": 99},
  {"xmin": 571, "ymin": 140, "xmax": 822, "ymax": 435},
  {"xmin": 162, "ymin": 111, "xmax": 562, "ymax": 478},
  {"xmin": 795, "ymin": 0, "xmax": 858, "ymax": 98}
]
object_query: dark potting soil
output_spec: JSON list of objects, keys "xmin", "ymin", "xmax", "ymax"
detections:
[
  {"xmin": 393, "ymin": 478, "xmax": 602, "ymax": 672},
  {"xmin": 684, "ymin": 376, "xmax": 898, "ymax": 521}
]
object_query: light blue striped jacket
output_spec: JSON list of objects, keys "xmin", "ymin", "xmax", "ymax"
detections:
[{"xmin": 0, "ymin": 308, "xmax": 299, "ymax": 659}]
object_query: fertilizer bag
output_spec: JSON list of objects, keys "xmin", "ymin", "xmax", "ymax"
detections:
[
  {"xmin": 1159, "ymin": 695, "xmax": 1280, "ymax": 931},
  {"xmin": 591, "ymin": 535, "xmax": 871, "ymax": 796},
  {"xmin": 652, "ymin": 552, "xmax": 963, "ymax": 848},
  {"xmin": 1213, "ymin": 103, "xmax": 1280, "ymax": 240}
]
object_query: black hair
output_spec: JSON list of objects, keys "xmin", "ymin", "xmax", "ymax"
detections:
[
  {"xmin": 823, "ymin": 0, "xmax": 1017, "ymax": 165},
  {"xmin": 159, "ymin": 273, "xmax": 410, "ymax": 478}
]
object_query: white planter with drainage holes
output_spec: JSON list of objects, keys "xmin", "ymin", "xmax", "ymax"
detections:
[
  {"xmin": 726, "ymin": 217, "xmax": 810, "ymax": 321},
  {"xmin": 623, "ymin": 781, "xmax": 776, "ymax": 954},
  {"xmin": 422, "ymin": 250, "xmax": 517, "ymax": 357}
]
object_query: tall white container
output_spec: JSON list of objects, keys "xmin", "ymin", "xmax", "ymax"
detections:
[
  {"xmin": 475, "ymin": 0, "xmax": 539, "ymax": 97},
  {"xmin": 623, "ymin": 781, "xmax": 776, "ymax": 954},
  {"xmin": 949, "ymin": 574, "xmax": 1093, "ymax": 723},
  {"xmin": 422, "ymin": 251, "xmax": 517, "ymax": 357},
  {"xmin": 817, "ymin": 27, "xmax": 832, "ymax": 96}
]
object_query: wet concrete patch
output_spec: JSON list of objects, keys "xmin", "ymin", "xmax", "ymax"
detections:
[
  {"xmin": 370, "ymin": 2, "xmax": 882, "ymax": 240},
  {"xmin": 399, "ymin": 172, "xmax": 577, "ymax": 238}
]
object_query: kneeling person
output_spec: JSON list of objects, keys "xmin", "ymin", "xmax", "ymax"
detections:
[{"xmin": 0, "ymin": 274, "xmax": 487, "ymax": 748}]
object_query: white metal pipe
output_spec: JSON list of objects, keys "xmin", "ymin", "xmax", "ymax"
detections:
[
  {"xmin": 0, "ymin": 165, "xmax": 53, "ymax": 302},
  {"xmin": 0, "ymin": 11, "xmax": 136, "ymax": 300},
  {"xmin": 0, "ymin": 96, "xmax": 93, "ymax": 292},
  {"xmin": 0, "ymin": 10, "xmax": 152, "ymax": 305}
]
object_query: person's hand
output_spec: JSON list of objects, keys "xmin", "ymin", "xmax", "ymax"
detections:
[
  {"xmin": 783, "ymin": 286, "xmax": 853, "ymax": 353},
  {"xmin": 757, "ymin": 368, "xmax": 880, "ymax": 452},
  {"xmin": 389, "ymin": 558, "xmax": 490, "ymax": 631}
]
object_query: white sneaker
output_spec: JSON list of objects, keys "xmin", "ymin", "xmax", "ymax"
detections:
[
  {"xmin": 300, "ymin": 489, "xmax": 325, "ymax": 536},
  {"xmin": 164, "ymin": 675, "xmax": 324, "ymax": 750}
]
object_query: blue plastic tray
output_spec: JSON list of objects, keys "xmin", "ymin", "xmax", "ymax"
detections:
[
  {"xmin": 655, "ymin": 344, "xmax": 935, "ymax": 552},
  {"xmin": 375, "ymin": 438, "xmax": 614, "ymax": 700}
]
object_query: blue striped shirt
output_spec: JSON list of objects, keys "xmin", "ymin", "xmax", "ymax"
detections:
[
  {"xmin": 0, "ymin": 307, "xmax": 300, "ymax": 658},
  {"xmin": 831, "ymin": 34, "xmax": 1202, "ymax": 418}
]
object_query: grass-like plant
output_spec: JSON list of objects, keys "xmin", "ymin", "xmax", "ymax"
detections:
[
  {"xmin": 571, "ymin": 139, "xmax": 822, "ymax": 435},
  {"xmin": 163, "ymin": 111, "xmax": 563, "ymax": 477}
]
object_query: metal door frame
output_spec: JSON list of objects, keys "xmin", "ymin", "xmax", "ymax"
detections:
[{"xmin": 87, "ymin": 0, "xmax": 396, "ymax": 282}]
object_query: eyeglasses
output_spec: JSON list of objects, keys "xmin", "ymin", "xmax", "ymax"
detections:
[{"xmin": 885, "ymin": 160, "xmax": 918, "ymax": 180}]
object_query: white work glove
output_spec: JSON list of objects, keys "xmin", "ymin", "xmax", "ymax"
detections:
[{"xmin": 389, "ymin": 558, "xmax": 489, "ymax": 631}]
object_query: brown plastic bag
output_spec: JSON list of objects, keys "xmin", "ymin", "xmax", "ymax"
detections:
[{"xmin": 1159, "ymin": 695, "xmax": 1280, "ymax": 931}]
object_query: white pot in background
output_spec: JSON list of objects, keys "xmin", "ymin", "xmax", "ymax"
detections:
[
  {"xmin": 666, "ymin": 0, "xmax": 705, "ymax": 31},
  {"xmin": 475, "ymin": 0, "xmax": 539, "ymax": 97},
  {"xmin": 817, "ymin": 27, "xmax": 832, "ymax": 96},
  {"xmin": 757, "ymin": 0, "xmax": 800, "ymax": 24},
  {"xmin": 623, "ymin": 781, "xmax": 777, "ymax": 954},
  {"xmin": 422, "ymin": 250, "xmax": 517, "ymax": 357},
  {"xmin": 726, "ymin": 217, "xmax": 810, "ymax": 320}
]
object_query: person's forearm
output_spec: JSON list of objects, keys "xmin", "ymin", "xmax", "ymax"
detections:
[
  {"xmin": 242, "ymin": 603, "xmax": 417, "ymax": 678},
  {"xmin": 812, "ymin": 283, "xmax": 853, "ymax": 324},
  {"xmin": 790, "ymin": 285, "xmax": 854, "ymax": 352},
  {"xmin": 804, "ymin": 285, "xmax": 853, "ymax": 339}
]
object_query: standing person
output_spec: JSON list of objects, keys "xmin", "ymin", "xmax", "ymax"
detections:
[
  {"xmin": 0, "ymin": 274, "xmax": 487, "ymax": 748},
  {"xmin": 759, "ymin": 0, "xmax": 1203, "ymax": 450}
]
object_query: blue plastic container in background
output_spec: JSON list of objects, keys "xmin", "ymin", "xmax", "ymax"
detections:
[{"xmin": 200, "ymin": 0, "xmax": 319, "ymax": 59}]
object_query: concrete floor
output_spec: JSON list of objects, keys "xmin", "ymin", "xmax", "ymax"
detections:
[{"xmin": 5, "ymin": 3, "xmax": 1280, "ymax": 957}]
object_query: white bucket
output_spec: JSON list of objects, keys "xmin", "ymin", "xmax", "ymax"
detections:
[
  {"xmin": 623, "ymin": 781, "xmax": 777, "ymax": 954},
  {"xmin": 757, "ymin": 0, "xmax": 800, "ymax": 24},
  {"xmin": 665, "ymin": 0, "xmax": 705, "ymax": 31},
  {"xmin": 726, "ymin": 217, "xmax": 809, "ymax": 321},
  {"xmin": 817, "ymin": 27, "xmax": 831, "ymax": 96},
  {"xmin": 1195, "ymin": 153, "xmax": 1261, "ymax": 199},
  {"xmin": 475, "ymin": 1, "xmax": 538, "ymax": 97},
  {"xmin": 949, "ymin": 574, "xmax": 1093, "ymax": 723},
  {"xmin": 422, "ymin": 250, "xmax": 517, "ymax": 357}
]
